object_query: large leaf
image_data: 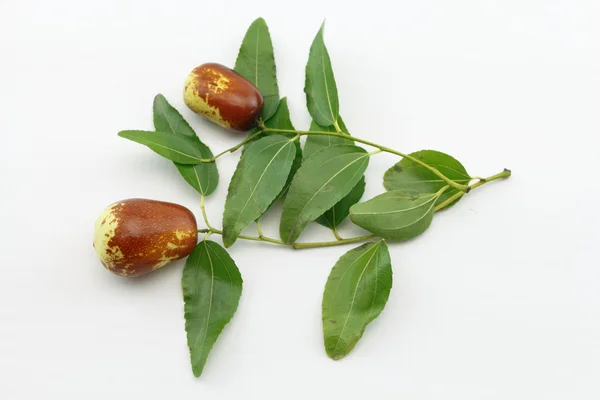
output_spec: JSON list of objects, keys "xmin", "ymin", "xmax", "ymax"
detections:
[
  {"xmin": 322, "ymin": 240, "xmax": 392, "ymax": 360},
  {"xmin": 223, "ymin": 135, "xmax": 296, "ymax": 247},
  {"xmin": 280, "ymin": 145, "xmax": 369, "ymax": 243},
  {"xmin": 262, "ymin": 98, "xmax": 303, "ymax": 209},
  {"xmin": 234, "ymin": 17, "xmax": 279, "ymax": 121},
  {"xmin": 305, "ymin": 22, "xmax": 339, "ymax": 127},
  {"xmin": 118, "ymin": 130, "xmax": 205, "ymax": 165},
  {"xmin": 183, "ymin": 240, "xmax": 243, "ymax": 377},
  {"xmin": 303, "ymin": 117, "xmax": 352, "ymax": 160},
  {"xmin": 383, "ymin": 150, "xmax": 470, "ymax": 208},
  {"xmin": 350, "ymin": 190, "xmax": 444, "ymax": 240},
  {"xmin": 153, "ymin": 94, "xmax": 218, "ymax": 195},
  {"xmin": 317, "ymin": 176, "xmax": 365, "ymax": 229},
  {"xmin": 304, "ymin": 116, "xmax": 363, "ymax": 229}
]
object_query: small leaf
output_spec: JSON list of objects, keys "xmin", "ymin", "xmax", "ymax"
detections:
[
  {"xmin": 183, "ymin": 240, "xmax": 242, "ymax": 377},
  {"xmin": 118, "ymin": 130, "xmax": 205, "ymax": 164},
  {"xmin": 175, "ymin": 155, "xmax": 218, "ymax": 196},
  {"xmin": 153, "ymin": 95, "xmax": 219, "ymax": 195},
  {"xmin": 350, "ymin": 190, "xmax": 444, "ymax": 240},
  {"xmin": 153, "ymin": 94, "xmax": 196, "ymax": 139},
  {"xmin": 234, "ymin": 17, "xmax": 279, "ymax": 121},
  {"xmin": 305, "ymin": 22, "xmax": 339, "ymax": 127},
  {"xmin": 317, "ymin": 176, "xmax": 365, "ymax": 229},
  {"xmin": 303, "ymin": 117, "xmax": 352, "ymax": 160},
  {"xmin": 280, "ymin": 145, "xmax": 369, "ymax": 243},
  {"xmin": 383, "ymin": 150, "xmax": 470, "ymax": 208},
  {"xmin": 322, "ymin": 240, "xmax": 392, "ymax": 360},
  {"xmin": 223, "ymin": 135, "xmax": 296, "ymax": 247}
]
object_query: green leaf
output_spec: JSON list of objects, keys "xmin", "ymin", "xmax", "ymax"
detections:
[
  {"xmin": 305, "ymin": 22, "xmax": 339, "ymax": 127},
  {"xmin": 383, "ymin": 150, "xmax": 470, "ymax": 208},
  {"xmin": 183, "ymin": 240, "xmax": 242, "ymax": 378},
  {"xmin": 322, "ymin": 240, "xmax": 392, "ymax": 360},
  {"xmin": 263, "ymin": 98, "xmax": 296, "ymax": 139},
  {"xmin": 118, "ymin": 130, "xmax": 205, "ymax": 165},
  {"xmin": 317, "ymin": 176, "xmax": 365, "ymax": 229},
  {"xmin": 223, "ymin": 135, "xmax": 297, "ymax": 247},
  {"xmin": 280, "ymin": 145, "xmax": 369, "ymax": 243},
  {"xmin": 303, "ymin": 117, "xmax": 352, "ymax": 160},
  {"xmin": 350, "ymin": 190, "xmax": 445, "ymax": 241},
  {"xmin": 240, "ymin": 98, "xmax": 303, "ymax": 215},
  {"xmin": 153, "ymin": 94, "xmax": 219, "ymax": 195},
  {"xmin": 278, "ymin": 142, "xmax": 303, "ymax": 199},
  {"xmin": 153, "ymin": 94, "xmax": 196, "ymax": 139},
  {"xmin": 304, "ymin": 116, "xmax": 363, "ymax": 229},
  {"xmin": 234, "ymin": 17, "xmax": 279, "ymax": 121},
  {"xmin": 262, "ymin": 98, "xmax": 303, "ymax": 208}
]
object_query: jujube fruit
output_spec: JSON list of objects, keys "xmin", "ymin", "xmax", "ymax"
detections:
[
  {"xmin": 183, "ymin": 63, "xmax": 263, "ymax": 131},
  {"xmin": 93, "ymin": 199, "xmax": 198, "ymax": 277}
]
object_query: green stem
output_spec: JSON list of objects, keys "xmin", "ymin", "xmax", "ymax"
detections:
[
  {"xmin": 262, "ymin": 127, "xmax": 470, "ymax": 192},
  {"xmin": 198, "ymin": 130, "xmax": 264, "ymax": 162},
  {"xmin": 199, "ymin": 195, "xmax": 217, "ymax": 231},
  {"xmin": 197, "ymin": 227, "xmax": 374, "ymax": 249},
  {"xmin": 292, "ymin": 235, "xmax": 376, "ymax": 249},
  {"xmin": 256, "ymin": 218, "xmax": 264, "ymax": 238},
  {"xmin": 434, "ymin": 168, "xmax": 512, "ymax": 212},
  {"xmin": 333, "ymin": 120, "xmax": 343, "ymax": 134},
  {"xmin": 470, "ymin": 169, "xmax": 512, "ymax": 189},
  {"xmin": 332, "ymin": 227, "xmax": 343, "ymax": 241}
]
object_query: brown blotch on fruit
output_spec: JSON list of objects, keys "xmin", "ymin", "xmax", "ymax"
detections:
[
  {"xmin": 183, "ymin": 63, "xmax": 263, "ymax": 131},
  {"xmin": 93, "ymin": 199, "xmax": 198, "ymax": 277}
]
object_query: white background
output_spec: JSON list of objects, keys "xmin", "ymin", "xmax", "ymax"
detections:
[{"xmin": 1, "ymin": 0, "xmax": 599, "ymax": 398}]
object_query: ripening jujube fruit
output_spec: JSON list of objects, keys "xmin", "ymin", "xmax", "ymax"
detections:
[
  {"xmin": 93, "ymin": 199, "xmax": 198, "ymax": 277},
  {"xmin": 183, "ymin": 63, "xmax": 264, "ymax": 131}
]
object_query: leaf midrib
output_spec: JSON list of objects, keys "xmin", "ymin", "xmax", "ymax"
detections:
[
  {"xmin": 150, "ymin": 142, "xmax": 202, "ymax": 162},
  {"xmin": 352, "ymin": 194, "xmax": 437, "ymax": 216},
  {"xmin": 369, "ymin": 198, "xmax": 437, "ymax": 231}
]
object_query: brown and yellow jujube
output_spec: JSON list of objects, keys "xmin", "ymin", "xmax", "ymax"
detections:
[
  {"xmin": 93, "ymin": 199, "xmax": 198, "ymax": 277},
  {"xmin": 183, "ymin": 63, "xmax": 264, "ymax": 131}
]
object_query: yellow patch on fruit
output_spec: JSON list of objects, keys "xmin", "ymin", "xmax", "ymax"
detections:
[
  {"xmin": 174, "ymin": 229, "xmax": 193, "ymax": 240},
  {"xmin": 183, "ymin": 72, "xmax": 231, "ymax": 129},
  {"xmin": 93, "ymin": 202, "xmax": 124, "ymax": 271},
  {"xmin": 205, "ymin": 68, "xmax": 230, "ymax": 94},
  {"xmin": 153, "ymin": 254, "xmax": 177, "ymax": 270}
]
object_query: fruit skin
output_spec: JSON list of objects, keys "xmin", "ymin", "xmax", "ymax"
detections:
[
  {"xmin": 184, "ymin": 63, "xmax": 264, "ymax": 131},
  {"xmin": 93, "ymin": 199, "xmax": 198, "ymax": 277}
]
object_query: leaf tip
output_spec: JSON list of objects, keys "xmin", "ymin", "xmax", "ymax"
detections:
[
  {"xmin": 222, "ymin": 235, "xmax": 235, "ymax": 248},
  {"xmin": 326, "ymin": 348, "xmax": 346, "ymax": 360},
  {"xmin": 192, "ymin": 364, "xmax": 205, "ymax": 378}
]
